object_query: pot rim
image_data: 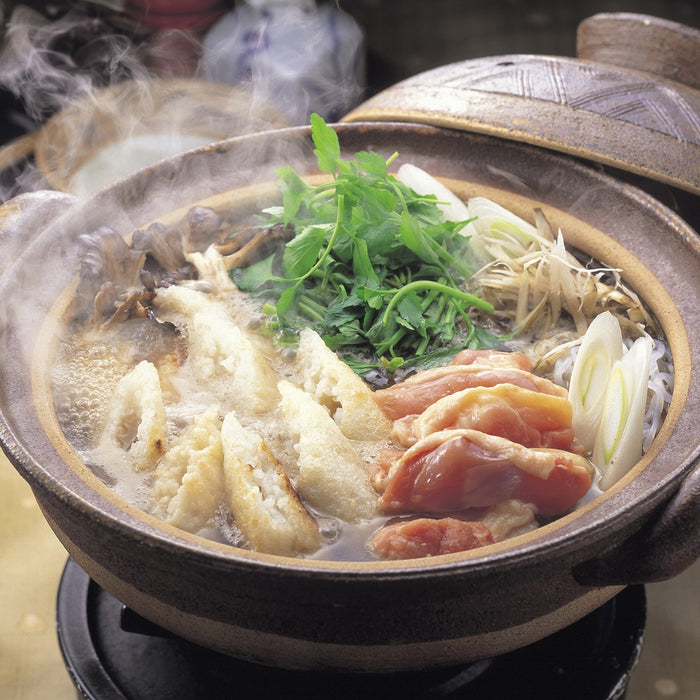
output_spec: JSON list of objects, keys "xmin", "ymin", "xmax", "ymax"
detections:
[{"xmin": 2, "ymin": 122, "xmax": 699, "ymax": 579}]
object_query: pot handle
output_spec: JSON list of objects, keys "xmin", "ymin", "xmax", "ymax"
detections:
[
  {"xmin": 573, "ymin": 460, "xmax": 700, "ymax": 586},
  {"xmin": 576, "ymin": 13, "xmax": 700, "ymax": 90}
]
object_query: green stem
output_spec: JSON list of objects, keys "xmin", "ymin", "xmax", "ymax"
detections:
[
  {"xmin": 390, "ymin": 179, "xmax": 410, "ymax": 214},
  {"xmin": 381, "ymin": 280, "xmax": 493, "ymax": 327},
  {"xmin": 307, "ymin": 183, "xmax": 338, "ymax": 208},
  {"xmin": 431, "ymin": 238, "xmax": 474, "ymax": 281},
  {"xmin": 451, "ymin": 300, "xmax": 477, "ymax": 343},
  {"xmin": 376, "ymin": 327, "xmax": 408, "ymax": 357},
  {"xmin": 421, "ymin": 281, "xmax": 445, "ymax": 312},
  {"xmin": 297, "ymin": 295, "xmax": 327, "ymax": 322},
  {"xmin": 271, "ymin": 196, "xmax": 345, "ymax": 285},
  {"xmin": 386, "ymin": 152, "xmax": 399, "ymax": 168},
  {"xmin": 415, "ymin": 334, "xmax": 431, "ymax": 356}
]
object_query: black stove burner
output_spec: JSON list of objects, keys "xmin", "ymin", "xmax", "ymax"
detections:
[{"xmin": 56, "ymin": 557, "xmax": 645, "ymax": 700}]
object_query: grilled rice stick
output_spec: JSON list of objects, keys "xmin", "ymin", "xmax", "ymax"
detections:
[
  {"xmin": 153, "ymin": 284, "xmax": 278, "ymax": 414},
  {"xmin": 98, "ymin": 359, "xmax": 167, "ymax": 471},
  {"xmin": 278, "ymin": 380, "xmax": 379, "ymax": 523},
  {"xmin": 221, "ymin": 412, "xmax": 320, "ymax": 556},
  {"xmin": 152, "ymin": 404, "xmax": 225, "ymax": 533},
  {"xmin": 294, "ymin": 328, "xmax": 391, "ymax": 442}
]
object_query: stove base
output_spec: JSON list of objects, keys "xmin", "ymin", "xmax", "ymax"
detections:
[{"xmin": 56, "ymin": 557, "xmax": 645, "ymax": 700}]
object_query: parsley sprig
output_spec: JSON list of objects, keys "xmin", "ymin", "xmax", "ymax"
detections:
[{"xmin": 232, "ymin": 114, "xmax": 498, "ymax": 375}]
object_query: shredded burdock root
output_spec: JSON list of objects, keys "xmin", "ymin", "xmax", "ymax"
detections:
[{"xmin": 465, "ymin": 205, "xmax": 656, "ymax": 338}]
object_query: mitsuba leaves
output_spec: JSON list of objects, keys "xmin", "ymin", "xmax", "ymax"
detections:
[
  {"xmin": 230, "ymin": 114, "xmax": 497, "ymax": 375},
  {"xmin": 283, "ymin": 225, "xmax": 329, "ymax": 278},
  {"xmin": 352, "ymin": 238, "xmax": 380, "ymax": 288},
  {"xmin": 276, "ymin": 284, "xmax": 298, "ymax": 317},
  {"xmin": 233, "ymin": 254, "xmax": 276, "ymax": 291},
  {"xmin": 275, "ymin": 167, "xmax": 311, "ymax": 224},
  {"xmin": 362, "ymin": 287, "xmax": 385, "ymax": 310},
  {"xmin": 398, "ymin": 211, "xmax": 441, "ymax": 267},
  {"xmin": 354, "ymin": 150, "xmax": 390, "ymax": 178},
  {"xmin": 397, "ymin": 292, "xmax": 425, "ymax": 333},
  {"xmin": 323, "ymin": 290, "xmax": 365, "ymax": 330},
  {"xmin": 310, "ymin": 112, "xmax": 341, "ymax": 173}
]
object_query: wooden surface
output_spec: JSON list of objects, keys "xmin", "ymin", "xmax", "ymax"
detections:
[
  {"xmin": 1, "ymin": 450, "xmax": 698, "ymax": 699},
  {"xmin": 0, "ymin": 453, "xmax": 76, "ymax": 700}
]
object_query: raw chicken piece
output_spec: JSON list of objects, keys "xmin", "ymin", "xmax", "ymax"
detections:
[
  {"xmin": 378, "ymin": 429, "xmax": 592, "ymax": 517},
  {"xmin": 370, "ymin": 517, "xmax": 494, "ymax": 559},
  {"xmin": 374, "ymin": 365, "xmax": 567, "ymax": 421}
]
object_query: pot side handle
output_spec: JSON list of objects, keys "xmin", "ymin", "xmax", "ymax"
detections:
[{"xmin": 573, "ymin": 460, "xmax": 700, "ymax": 586}]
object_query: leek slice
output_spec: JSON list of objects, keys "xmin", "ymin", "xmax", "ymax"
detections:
[
  {"xmin": 568, "ymin": 312, "xmax": 623, "ymax": 452},
  {"xmin": 595, "ymin": 336, "xmax": 652, "ymax": 490},
  {"xmin": 462, "ymin": 196, "xmax": 547, "ymax": 264},
  {"xmin": 396, "ymin": 163, "xmax": 471, "ymax": 222}
]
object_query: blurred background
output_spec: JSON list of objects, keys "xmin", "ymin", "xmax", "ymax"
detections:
[
  {"xmin": 2, "ymin": 0, "xmax": 700, "ymax": 142},
  {"xmin": 1, "ymin": 0, "xmax": 699, "ymax": 208},
  {"xmin": 1, "ymin": 0, "xmax": 699, "ymax": 199}
]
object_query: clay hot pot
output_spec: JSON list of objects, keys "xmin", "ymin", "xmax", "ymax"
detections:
[
  {"xmin": 0, "ymin": 118, "xmax": 698, "ymax": 672},
  {"xmin": 1, "ymin": 11, "xmax": 700, "ymax": 671}
]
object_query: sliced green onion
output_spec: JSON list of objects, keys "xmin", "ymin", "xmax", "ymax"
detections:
[
  {"xmin": 568, "ymin": 311, "xmax": 623, "ymax": 452},
  {"xmin": 595, "ymin": 336, "xmax": 653, "ymax": 489},
  {"xmin": 460, "ymin": 196, "xmax": 558, "ymax": 267}
]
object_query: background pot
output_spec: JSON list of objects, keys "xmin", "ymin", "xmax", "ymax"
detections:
[
  {"xmin": 0, "ymin": 77, "xmax": 289, "ymax": 199},
  {"xmin": 0, "ymin": 122, "xmax": 698, "ymax": 672}
]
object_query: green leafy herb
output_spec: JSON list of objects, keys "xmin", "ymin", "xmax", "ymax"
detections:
[{"xmin": 231, "ymin": 113, "xmax": 500, "ymax": 375}]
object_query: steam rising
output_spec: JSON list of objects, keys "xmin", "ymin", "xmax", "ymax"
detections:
[
  {"xmin": 0, "ymin": 6, "xmax": 149, "ymax": 123},
  {"xmin": 202, "ymin": 1, "xmax": 365, "ymax": 126},
  {"xmin": 0, "ymin": 3, "xmax": 364, "ymax": 411},
  {"xmin": 0, "ymin": 3, "xmax": 364, "ymax": 202},
  {"xmin": 0, "ymin": 6, "xmax": 160, "ymax": 201}
]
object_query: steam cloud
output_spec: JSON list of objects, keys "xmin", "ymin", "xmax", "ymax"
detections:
[
  {"xmin": 0, "ymin": 5, "xmax": 162, "ymax": 201},
  {"xmin": 0, "ymin": 2, "xmax": 365, "ymax": 378},
  {"xmin": 0, "ymin": 6, "xmax": 151, "ymax": 123},
  {"xmin": 0, "ymin": 3, "xmax": 365, "ymax": 204}
]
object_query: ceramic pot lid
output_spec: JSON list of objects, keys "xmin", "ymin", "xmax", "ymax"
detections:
[{"xmin": 342, "ymin": 13, "xmax": 700, "ymax": 196}]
